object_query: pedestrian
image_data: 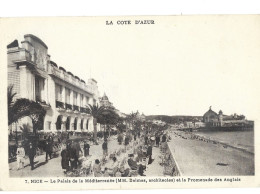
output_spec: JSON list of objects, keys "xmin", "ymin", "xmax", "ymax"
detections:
[
  {"xmin": 155, "ymin": 134, "xmax": 160, "ymax": 147},
  {"xmin": 61, "ymin": 145, "xmax": 70, "ymax": 173},
  {"xmin": 117, "ymin": 133, "xmax": 123, "ymax": 145},
  {"xmin": 137, "ymin": 131, "xmax": 141, "ymax": 138},
  {"xmin": 162, "ymin": 133, "xmax": 167, "ymax": 142},
  {"xmin": 73, "ymin": 141, "xmax": 82, "ymax": 159},
  {"xmin": 124, "ymin": 135, "xmax": 129, "ymax": 148},
  {"xmin": 28, "ymin": 142, "xmax": 36, "ymax": 170},
  {"xmin": 134, "ymin": 133, "xmax": 137, "ymax": 141},
  {"xmin": 102, "ymin": 140, "xmax": 108, "ymax": 157},
  {"xmin": 93, "ymin": 159, "xmax": 102, "ymax": 177},
  {"xmin": 69, "ymin": 142, "xmax": 78, "ymax": 170},
  {"xmin": 147, "ymin": 144, "xmax": 153, "ymax": 165},
  {"xmin": 16, "ymin": 142, "xmax": 25, "ymax": 170},
  {"xmin": 144, "ymin": 135, "xmax": 148, "ymax": 145},
  {"xmin": 45, "ymin": 140, "xmax": 52, "ymax": 162},
  {"xmin": 83, "ymin": 141, "xmax": 90, "ymax": 157}
]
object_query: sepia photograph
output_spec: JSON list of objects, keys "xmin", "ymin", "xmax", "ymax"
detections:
[{"xmin": 0, "ymin": 15, "xmax": 259, "ymax": 190}]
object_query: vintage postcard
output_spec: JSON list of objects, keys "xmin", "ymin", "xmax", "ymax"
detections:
[{"xmin": 0, "ymin": 15, "xmax": 259, "ymax": 190}]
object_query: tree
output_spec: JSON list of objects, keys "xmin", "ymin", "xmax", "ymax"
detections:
[
  {"xmin": 86, "ymin": 104, "xmax": 105, "ymax": 143},
  {"xmin": 116, "ymin": 117, "xmax": 127, "ymax": 133},
  {"xmin": 97, "ymin": 108, "xmax": 119, "ymax": 138},
  {"xmin": 126, "ymin": 111, "xmax": 138, "ymax": 130},
  {"xmin": 8, "ymin": 85, "xmax": 46, "ymax": 135}
]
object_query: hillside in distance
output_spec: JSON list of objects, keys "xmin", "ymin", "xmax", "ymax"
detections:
[{"xmin": 146, "ymin": 115, "xmax": 203, "ymax": 124}]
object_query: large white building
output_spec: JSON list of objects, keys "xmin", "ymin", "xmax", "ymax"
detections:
[{"xmin": 8, "ymin": 34, "xmax": 101, "ymax": 134}]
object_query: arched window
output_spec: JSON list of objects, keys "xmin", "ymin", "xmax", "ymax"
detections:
[
  {"xmin": 81, "ymin": 119, "xmax": 83, "ymax": 130},
  {"xmin": 56, "ymin": 115, "xmax": 62, "ymax": 130},
  {"xmin": 86, "ymin": 119, "xmax": 89, "ymax": 130},
  {"xmin": 66, "ymin": 117, "xmax": 71, "ymax": 130},
  {"xmin": 74, "ymin": 118, "xmax": 78, "ymax": 130}
]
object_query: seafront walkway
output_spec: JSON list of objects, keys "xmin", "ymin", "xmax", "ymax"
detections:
[
  {"xmin": 167, "ymin": 130, "xmax": 254, "ymax": 176},
  {"xmin": 9, "ymin": 136, "xmax": 165, "ymax": 177},
  {"xmin": 9, "ymin": 137, "xmax": 123, "ymax": 177}
]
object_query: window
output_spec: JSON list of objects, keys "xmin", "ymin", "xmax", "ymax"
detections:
[
  {"xmin": 85, "ymin": 96, "xmax": 89, "ymax": 105},
  {"xmin": 80, "ymin": 94, "xmax": 83, "ymax": 107},
  {"xmin": 35, "ymin": 76, "xmax": 41, "ymax": 101},
  {"xmin": 55, "ymin": 84, "xmax": 62, "ymax": 101},
  {"xmin": 73, "ymin": 91, "xmax": 78, "ymax": 105},
  {"xmin": 65, "ymin": 88, "xmax": 70, "ymax": 104},
  {"xmin": 35, "ymin": 76, "xmax": 45, "ymax": 102}
]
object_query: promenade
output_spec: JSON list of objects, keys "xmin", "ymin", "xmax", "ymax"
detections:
[
  {"xmin": 9, "ymin": 137, "xmax": 123, "ymax": 177},
  {"xmin": 167, "ymin": 130, "xmax": 254, "ymax": 176},
  {"xmin": 9, "ymin": 136, "xmax": 165, "ymax": 177}
]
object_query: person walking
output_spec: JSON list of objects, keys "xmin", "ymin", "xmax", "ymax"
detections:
[
  {"xmin": 83, "ymin": 141, "xmax": 90, "ymax": 157},
  {"xmin": 61, "ymin": 145, "xmax": 70, "ymax": 173},
  {"xmin": 102, "ymin": 140, "xmax": 108, "ymax": 157},
  {"xmin": 162, "ymin": 133, "xmax": 167, "ymax": 142},
  {"xmin": 69, "ymin": 142, "xmax": 78, "ymax": 170},
  {"xmin": 16, "ymin": 142, "xmax": 25, "ymax": 170},
  {"xmin": 147, "ymin": 144, "xmax": 153, "ymax": 165},
  {"xmin": 45, "ymin": 140, "xmax": 52, "ymax": 162},
  {"xmin": 28, "ymin": 142, "xmax": 36, "ymax": 170},
  {"xmin": 124, "ymin": 135, "xmax": 129, "ymax": 150},
  {"xmin": 155, "ymin": 133, "xmax": 160, "ymax": 147}
]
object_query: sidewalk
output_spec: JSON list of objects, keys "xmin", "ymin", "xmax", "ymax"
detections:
[
  {"xmin": 9, "ymin": 136, "xmax": 167, "ymax": 177},
  {"xmin": 9, "ymin": 137, "xmax": 123, "ymax": 177}
]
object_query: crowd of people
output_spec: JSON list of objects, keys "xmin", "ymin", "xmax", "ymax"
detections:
[
  {"xmin": 16, "ymin": 136, "xmax": 58, "ymax": 170},
  {"xmin": 13, "ymin": 124, "xmax": 172, "ymax": 177},
  {"xmin": 87, "ymin": 127, "xmax": 171, "ymax": 177}
]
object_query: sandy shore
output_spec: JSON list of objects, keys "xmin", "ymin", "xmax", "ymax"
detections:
[
  {"xmin": 167, "ymin": 130, "xmax": 254, "ymax": 176},
  {"xmin": 194, "ymin": 130, "xmax": 254, "ymax": 154}
]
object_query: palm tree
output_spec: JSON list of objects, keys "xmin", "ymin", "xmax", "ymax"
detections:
[
  {"xmin": 8, "ymin": 85, "xmax": 46, "ymax": 135},
  {"xmin": 86, "ymin": 104, "xmax": 105, "ymax": 143},
  {"xmin": 97, "ymin": 108, "xmax": 119, "ymax": 138},
  {"xmin": 8, "ymin": 85, "xmax": 16, "ymax": 110},
  {"xmin": 128, "ymin": 111, "xmax": 138, "ymax": 130}
]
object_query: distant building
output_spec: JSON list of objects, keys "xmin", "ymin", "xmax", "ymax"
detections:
[
  {"xmin": 99, "ymin": 93, "xmax": 114, "ymax": 108},
  {"xmin": 99, "ymin": 93, "xmax": 126, "ymax": 118},
  {"xmin": 203, "ymin": 106, "xmax": 251, "ymax": 128},
  {"xmin": 136, "ymin": 111, "xmax": 146, "ymax": 122},
  {"xmin": 152, "ymin": 119, "xmax": 166, "ymax": 126}
]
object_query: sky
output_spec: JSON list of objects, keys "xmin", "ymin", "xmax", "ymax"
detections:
[{"xmin": 2, "ymin": 16, "xmax": 260, "ymax": 119}]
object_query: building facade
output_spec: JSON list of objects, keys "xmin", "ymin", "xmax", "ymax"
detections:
[
  {"xmin": 202, "ymin": 106, "xmax": 250, "ymax": 128},
  {"xmin": 8, "ymin": 34, "xmax": 100, "ymax": 134}
]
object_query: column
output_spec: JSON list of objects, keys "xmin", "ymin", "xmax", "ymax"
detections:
[
  {"xmin": 61, "ymin": 116, "xmax": 67, "ymax": 132},
  {"xmin": 77, "ymin": 118, "xmax": 82, "ymax": 131},
  {"xmin": 19, "ymin": 66, "xmax": 31, "ymax": 99},
  {"xmin": 70, "ymin": 90, "xmax": 74, "ymax": 105},
  {"xmin": 70, "ymin": 117, "xmax": 75, "ymax": 131},
  {"xmin": 82, "ymin": 118, "xmax": 87, "ymax": 131}
]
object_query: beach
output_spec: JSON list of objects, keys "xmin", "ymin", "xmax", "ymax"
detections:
[{"xmin": 167, "ymin": 130, "xmax": 254, "ymax": 176}]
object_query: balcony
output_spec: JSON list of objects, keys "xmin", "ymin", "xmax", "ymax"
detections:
[
  {"xmin": 73, "ymin": 105, "xmax": 80, "ymax": 113},
  {"xmin": 80, "ymin": 107, "xmax": 89, "ymax": 114},
  {"xmin": 56, "ymin": 100, "xmax": 64, "ymax": 108},
  {"xmin": 36, "ymin": 96, "xmax": 51, "ymax": 110},
  {"xmin": 56, "ymin": 100, "xmax": 65, "ymax": 112},
  {"xmin": 65, "ymin": 103, "xmax": 73, "ymax": 112},
  {"xmin": 48, "ymin": 66, "xmax": 94, "ymax": 94}
]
